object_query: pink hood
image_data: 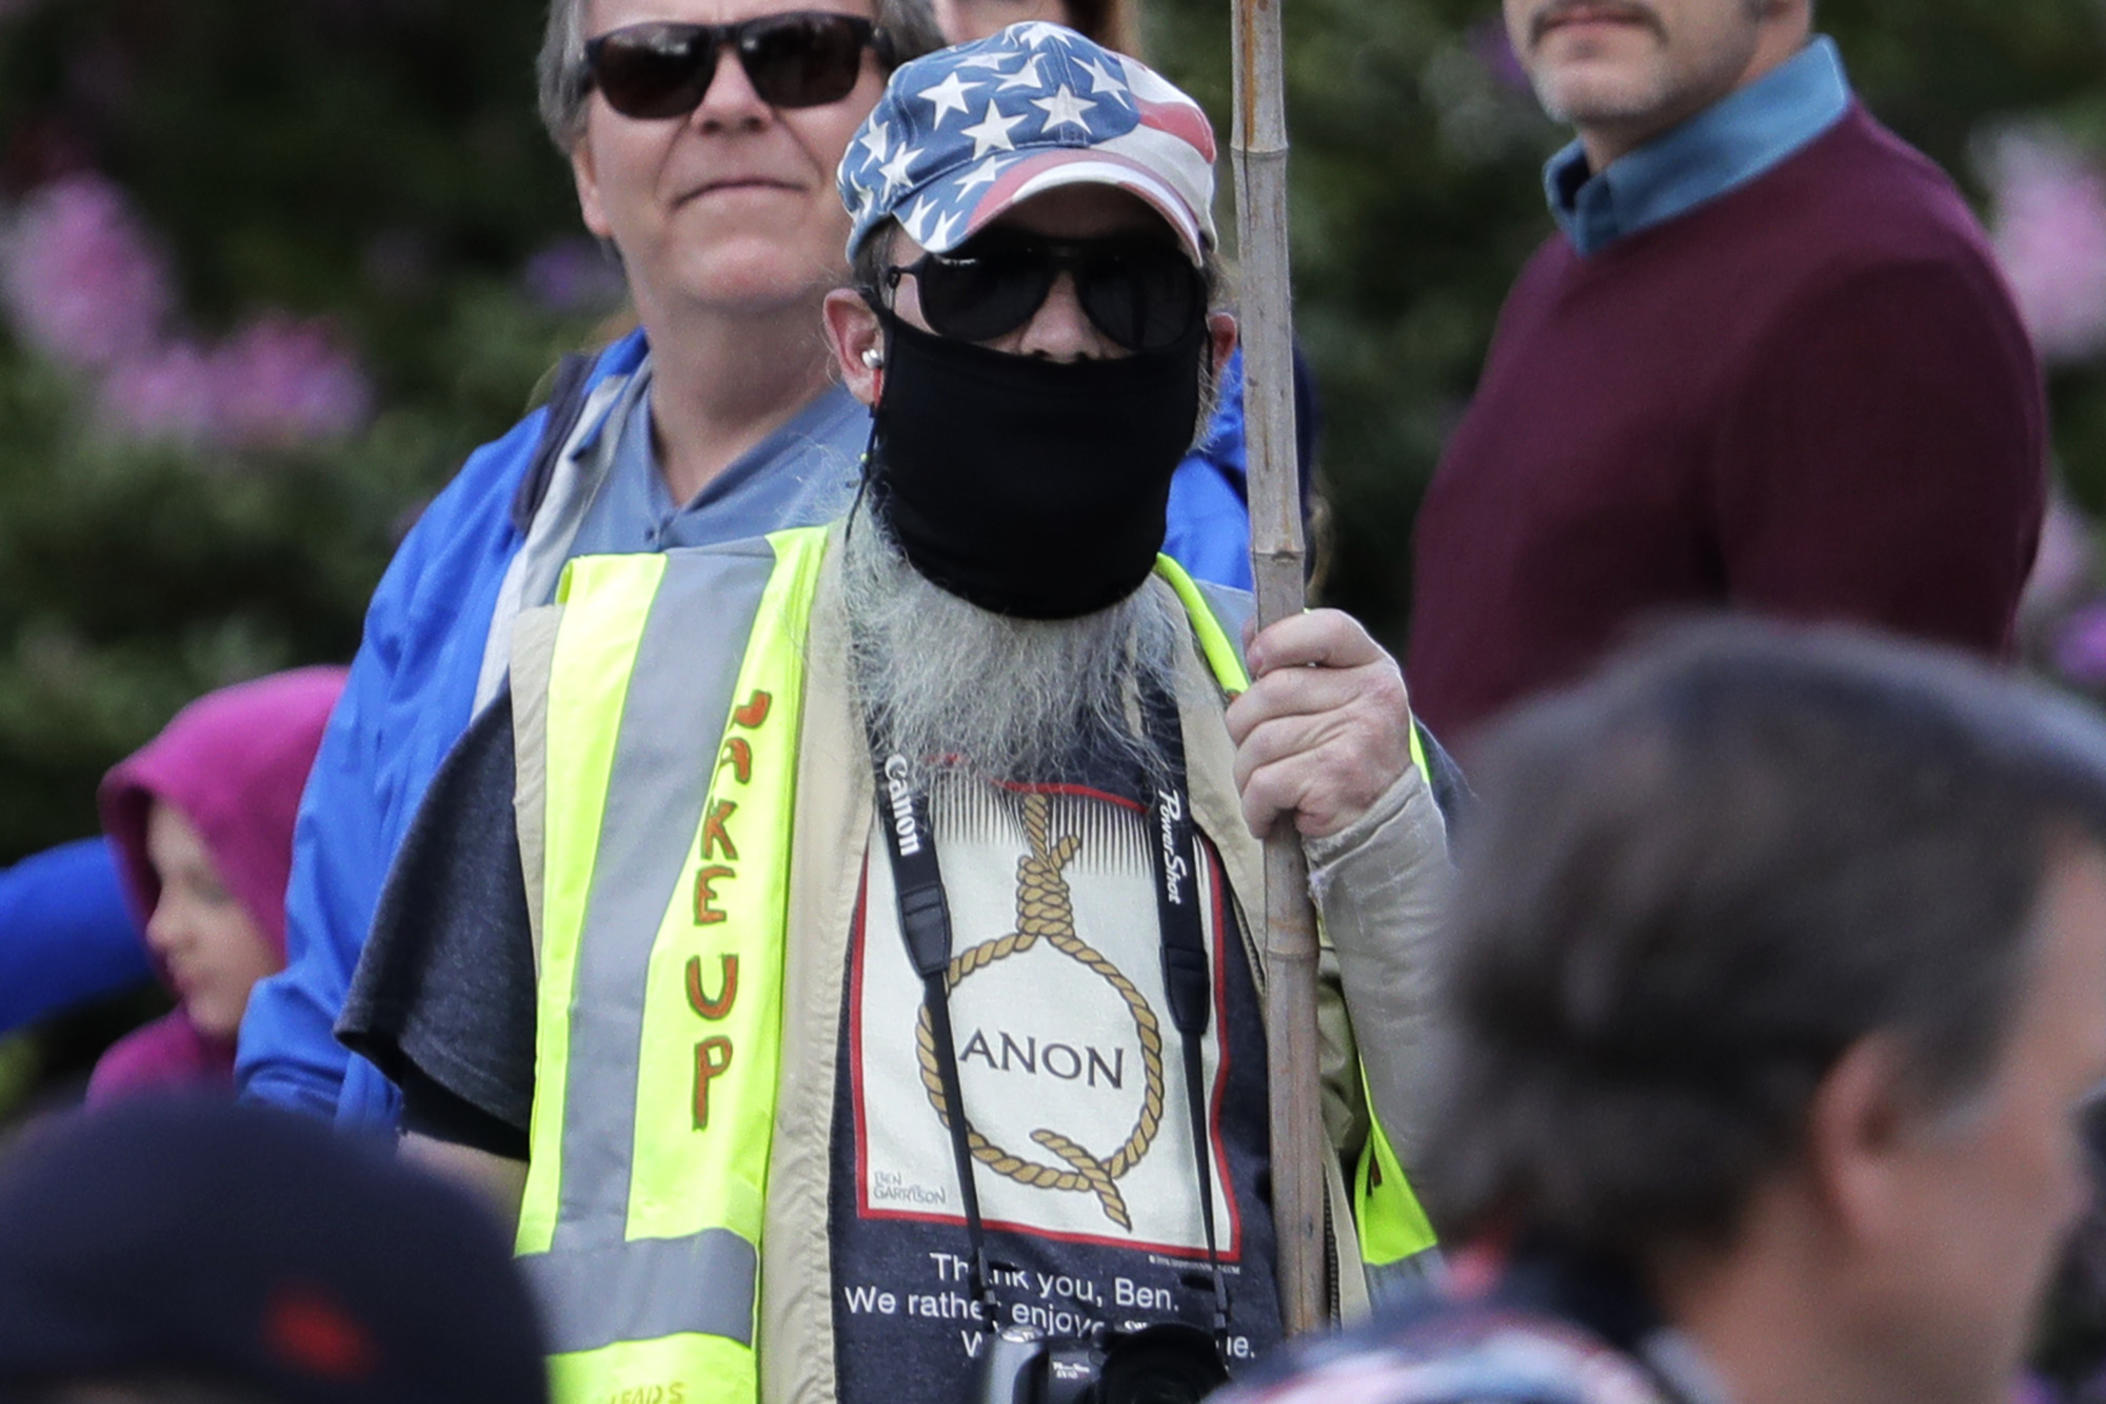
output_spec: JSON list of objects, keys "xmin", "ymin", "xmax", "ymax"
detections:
[{"xmin": 88, "ymin": 666, "xmax": 346, "ymax": 1102}]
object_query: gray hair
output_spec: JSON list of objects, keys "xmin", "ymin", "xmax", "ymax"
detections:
[
  {"xmin": 1420, "ymin": 619, "xmax": 2106, "ymax": 1263},
  {"xmin": 840, "ymin": 508, "xmax": 1185, "ymax": 791},
  {"xmin": 536, "ymin": 0, "xmax": 947, "ymax": 152}
]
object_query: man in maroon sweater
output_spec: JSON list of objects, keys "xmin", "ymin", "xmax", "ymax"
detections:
[{"xmin": 1405, "ymin": 0, "xmax": 2046, "ymax": 740}]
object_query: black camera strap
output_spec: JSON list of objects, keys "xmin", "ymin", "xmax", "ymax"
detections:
[
  {"xmin": 867, "ymin": 672, "xmax": 1232, "ymax": 1339},
  {"xmin": 873, "ymin": 744, "xmax": 1003, "ymax": 1322},
  {"xmin": 1137, "ymin": 680, "xmax": 1234, "ymax": 1339}
]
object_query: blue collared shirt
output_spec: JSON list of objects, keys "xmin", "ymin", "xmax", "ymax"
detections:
[
  {"xmin": 1545, "ymin": 35, "xmax": 1852, "ymax": 256},
  {"xmin": 566, "ymin": 364, "xmax": 868, "ymax": 560}
]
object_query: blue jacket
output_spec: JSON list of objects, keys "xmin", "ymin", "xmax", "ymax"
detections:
[
  {"xmin": 0, "ymin": 837, "xmax": 151, "ymax": 1036},
  {"xmin": 237, "ymin": 330, "xmax": 1267, "ymax": 1126}
]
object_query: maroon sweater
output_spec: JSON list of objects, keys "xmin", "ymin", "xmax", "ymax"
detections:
[{"xmin": 1406, "ymin": 107, "xmax": 2045, "ymax": 740}]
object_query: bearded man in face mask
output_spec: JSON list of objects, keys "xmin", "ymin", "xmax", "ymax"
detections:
[{"xmin": 339, "ymin": 26, "xmax": 1456, "ymax": 1404}]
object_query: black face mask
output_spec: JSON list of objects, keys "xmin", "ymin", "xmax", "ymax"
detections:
[{"xmin": 867, "ymin": 313, "xmax": 1208, "ymax": 620}]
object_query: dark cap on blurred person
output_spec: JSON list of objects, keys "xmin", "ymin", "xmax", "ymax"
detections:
[{"xmin": 0, "ymin": 1097, "xmax": 547, "ymax": 1404}]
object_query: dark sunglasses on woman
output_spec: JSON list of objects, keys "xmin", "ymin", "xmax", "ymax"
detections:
[
  {"xmin": 884, "ymin": 230, "xmax": 1208, "ymax": 354},
  {"xmin": 582, "ymin": 11, "xmax": 892, "ymax": 118}
]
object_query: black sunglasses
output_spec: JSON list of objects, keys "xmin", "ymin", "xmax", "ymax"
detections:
[
  {"xmin": 885, "ymin": 231, "xmax": 1206, "ymax": 354},
  {"xmin": 581, "ymin": 12, "xmax": 891, "ymax": 118}
]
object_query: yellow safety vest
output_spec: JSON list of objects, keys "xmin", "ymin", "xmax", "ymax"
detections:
[{"xmin": 515, "ymin": 527, "xmax": 1434, "ymax": 1404}]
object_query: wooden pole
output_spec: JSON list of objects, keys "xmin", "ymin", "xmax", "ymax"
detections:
[{"xmin": 1230, "ymin": 0, "xmax": 1325, "ymax": 1339}]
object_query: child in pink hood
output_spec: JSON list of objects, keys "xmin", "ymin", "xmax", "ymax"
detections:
[{"xmin": 88, "ymin": 666, "xmax": 347, "ymax": 1103}]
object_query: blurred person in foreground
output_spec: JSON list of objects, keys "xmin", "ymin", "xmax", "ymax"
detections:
[
  {"xmin": 1405, "ymin": 0, "xmax": 2046, "ymax": 740},
  {"xmin": 0, "ymin": 1097, "xmax": 545, "ymax": 1404},
  {"xmin": 340, "ymin": 26, "xmax": 1453, "ymax": 1404},
  {"xmin": 1222, "ymin": 620, "xmax": 2106, "ymax": 1404}
]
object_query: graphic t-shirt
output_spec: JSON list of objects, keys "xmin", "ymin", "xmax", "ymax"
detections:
[{"xmin": 829, "ymin": 764, "xmax": 1283, "ymax": 1404}]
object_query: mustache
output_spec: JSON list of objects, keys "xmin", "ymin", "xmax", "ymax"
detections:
[{"xmin": 1528, "ymin": 0, "xmax": 1664, "ymax": 45}]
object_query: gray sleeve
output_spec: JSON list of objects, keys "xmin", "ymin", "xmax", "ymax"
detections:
[
  {"xmin": 336, "ymin": 694, "xmax": 539, "ymax": 1135},
  {"xmin": 1303, "ymin": 764, "xmax": 1452, "ymax": 1171}
]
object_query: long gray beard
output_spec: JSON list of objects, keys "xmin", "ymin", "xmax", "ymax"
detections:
[{"xmin": 841, "ymin": 513, "xmax": 1185, "ymax": 792}]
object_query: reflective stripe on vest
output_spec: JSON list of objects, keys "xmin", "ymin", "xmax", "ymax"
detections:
[
  {"xmin": 520, "ymin": 529, "xmax": 827, "ymax": 1404},
  {"xmin": 1151, "ymin": 556, "xmax": 1437, "ymax": 1269}
]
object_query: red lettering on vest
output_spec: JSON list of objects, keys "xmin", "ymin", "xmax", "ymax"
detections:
[
  {"xmin": 685, "ymin": 954, "xmax": 739, "ymax": 1020},
  {"xmin": 718, "ymin": 737, "xmax": 752, "ymax": 785},
  {"xmin": 692, "ymin": 866, "xmax": 735, "ymax": 925},
  {"xmin": 732, "ymin": 690, "xmax": 772, "ymax": 730},
  {"xmin": 692, "ymin": 1037, "xmax": 734, "ymax": 1129},
  {"xmin": 700, "ymin": 800, "xmax": 740, "ymax": 862}
]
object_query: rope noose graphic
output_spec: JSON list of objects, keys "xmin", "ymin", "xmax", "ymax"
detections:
[{"xmin": 915, "ymin": 793, "xmax": 1168, "ymax": 1230}]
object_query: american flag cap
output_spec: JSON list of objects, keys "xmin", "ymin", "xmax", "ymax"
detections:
[{"xmin": 839, "ymin": 22, "xmax": 1218, "ymax": 266}]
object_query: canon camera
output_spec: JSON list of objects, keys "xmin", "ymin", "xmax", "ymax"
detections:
[{"xmin": 971, "ymin": 1321, "xmax": 1229, "ymax": 1404}]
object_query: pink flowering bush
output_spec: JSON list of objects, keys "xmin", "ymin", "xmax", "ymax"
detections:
[
  {"xmin": 95, "ymin": 341, "xmax": 221, "ymax": 445},
  {"xmin": 1, "ymin": 172, "xmax": 172, "ymax": 371},
  {"xmin": 1985, "ymin": 130, "xmax": 2106, "ymax": 363},
  {"xmin": 3, "ymin": 172, "xmax": 373, "ymax": 450},
  {"xmin": 204, "ymin": 317, "xmax": 373, "ymax": 448},
  {"xmin": 0, "ymin": 0, "xmax": 623, "ymax": 920}
]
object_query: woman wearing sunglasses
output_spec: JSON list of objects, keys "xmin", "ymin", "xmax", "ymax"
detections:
[{"xmin": 235, "ymin": 0, "xmax": 954, "ymax": 1130}]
